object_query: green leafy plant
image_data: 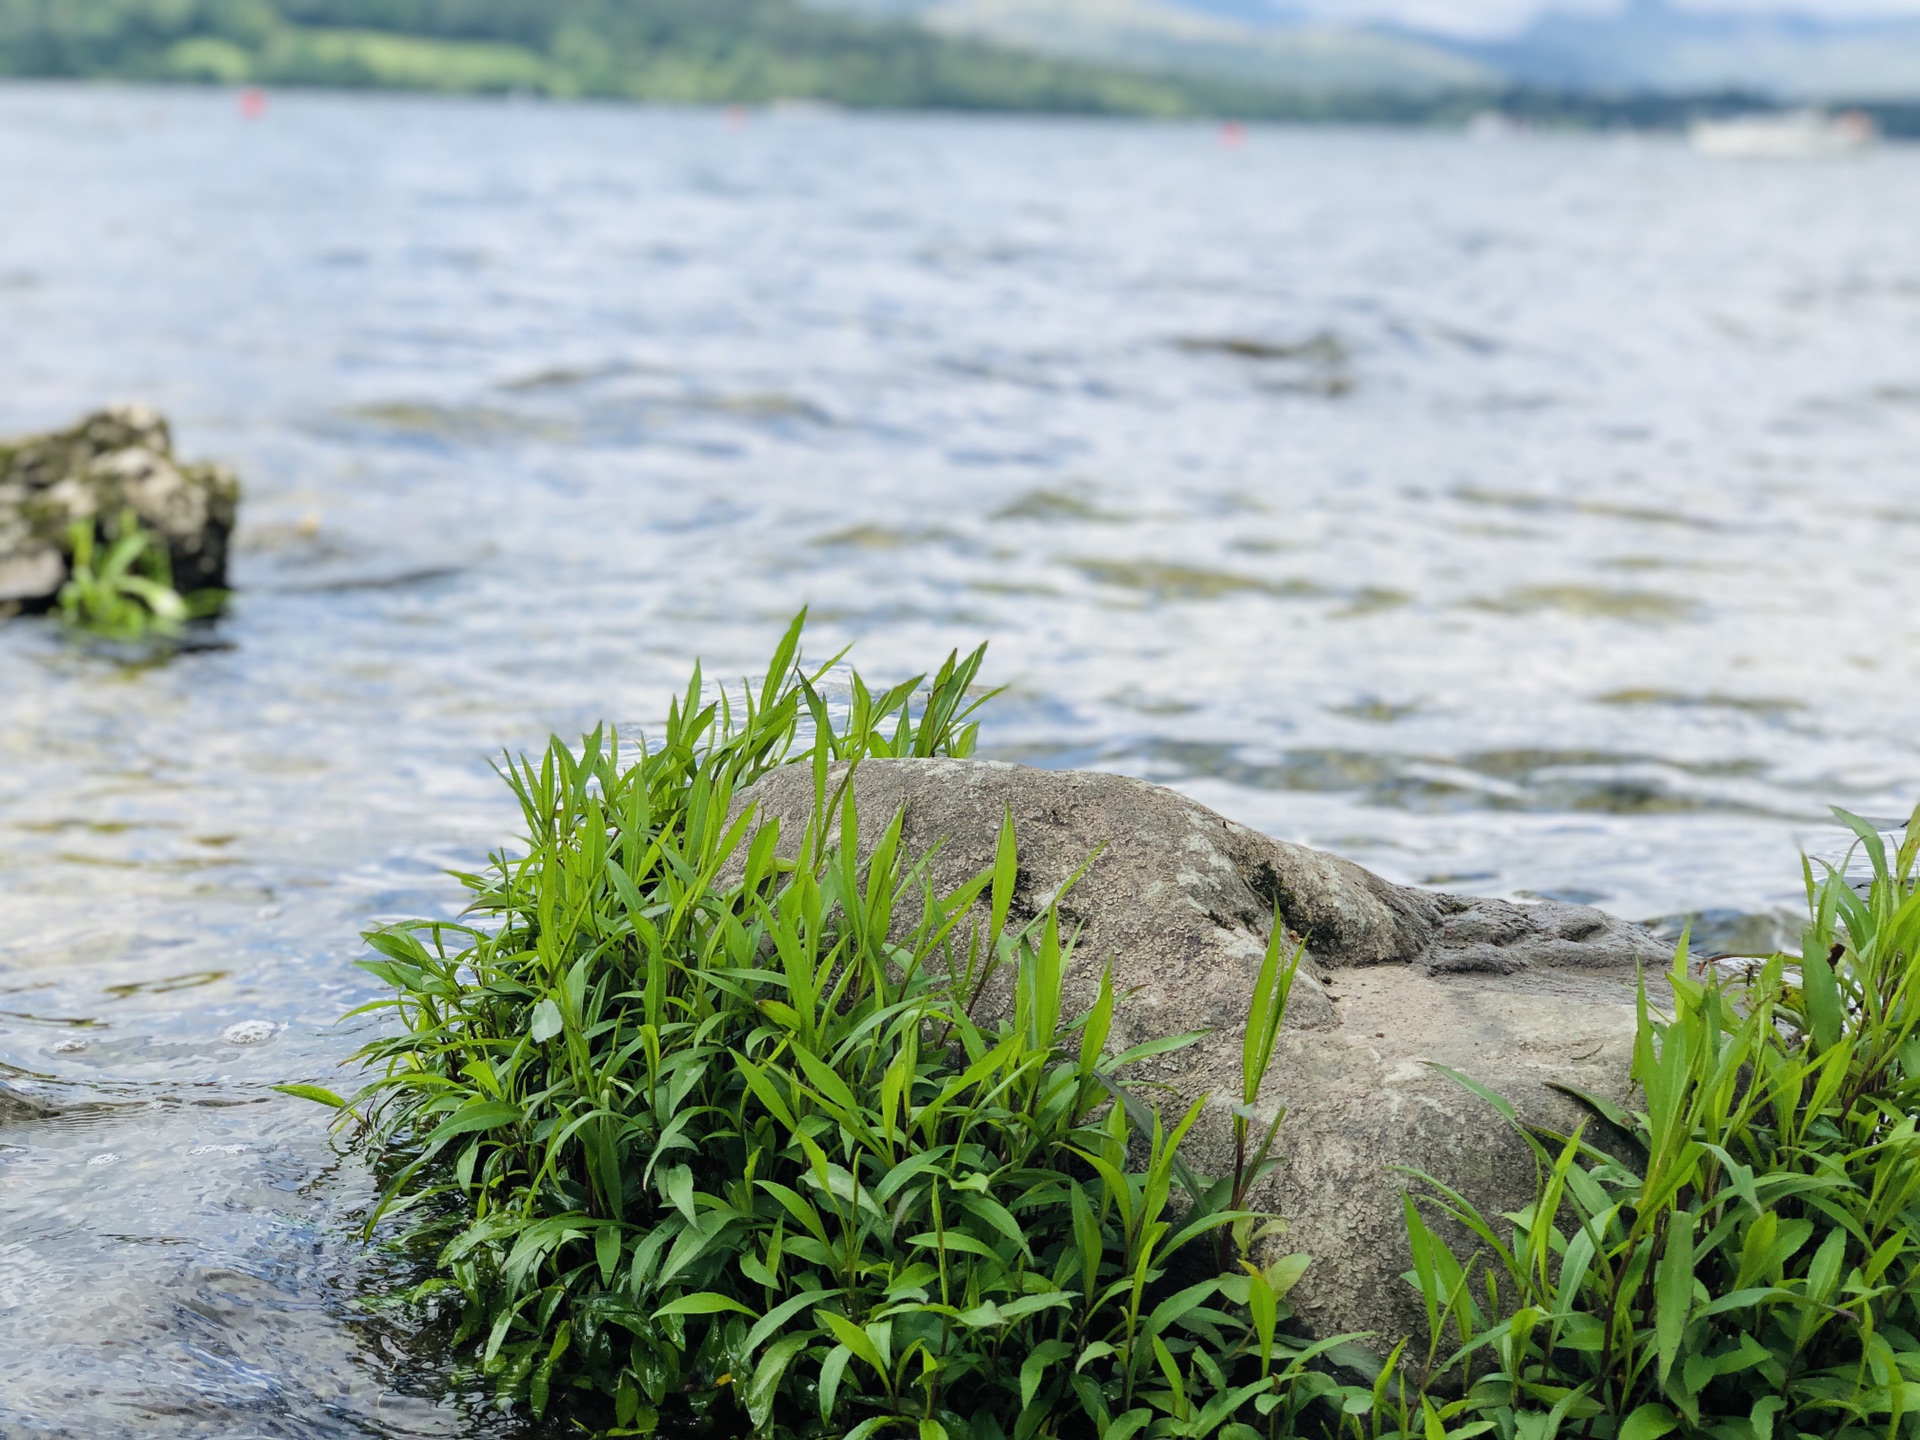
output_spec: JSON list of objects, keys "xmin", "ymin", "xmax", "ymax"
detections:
[
  {"xmin": 1393, "ymin": 806, "xmax": 1920, "ymax": 1440},
  {"xmin": 57, "ymin": 510, "xmax": 223, "ymax": 641},
  {"xmin": 300, "ymin": 612, "xmax": 1920, "ymax": 1439},
  {"xmin": 298, "ymin": 615, "xmax": 1395, "ymax": 1438}
]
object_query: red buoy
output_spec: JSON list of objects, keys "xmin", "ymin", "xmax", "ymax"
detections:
[{"xmin": 238, "ymin": 88, "xmax": 268, "ymax": 121}]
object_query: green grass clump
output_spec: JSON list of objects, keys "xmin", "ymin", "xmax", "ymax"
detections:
[
  {"xmin": 304, "ymin": 614, "xmax": 1397, "ymax": 1438},
  {"xmin": 57, "ymin": 509, "xmax": 224, "ymax": 641},
  {"xmin": 1397, "ymin": 809, "xmax": 1920, "ymax": 1440},
  {"xmin": 305, "ymin": 611, "xmax": 1920, "ymax": 1438}
]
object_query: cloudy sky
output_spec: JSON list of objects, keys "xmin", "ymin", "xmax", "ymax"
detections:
[{"xmin": 1281, "ymin": 0, "xmax": 1920, "ymax": 35}]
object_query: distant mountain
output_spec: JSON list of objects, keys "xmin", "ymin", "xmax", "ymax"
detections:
[
  {"xmin": 11, "ymin": 0, "xmax": 1916, "ymax": 110},
  {"xmin": 809, "ymin": 0, "xmax": 1495, "ymax": 94},
  {"xmin": 0, "ymin": 0, "xmax": 1366, "ymax": 113},
  {"xmin": 815, "ymin": 0, "xmax": 1920, "ymax": 100},
  {"xmin": 1450, "ymin": 0, "xmax": 1920, "ymax": 100}
]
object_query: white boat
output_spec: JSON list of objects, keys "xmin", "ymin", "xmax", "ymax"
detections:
[{"xmin": 1689, "ymin": 109, "xmax": 1879, "ymax": 158}]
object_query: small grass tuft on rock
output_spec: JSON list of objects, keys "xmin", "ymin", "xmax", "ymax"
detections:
[{"xmin": 57, "ymin": 510, "xmax": 225, "ymax": 642}]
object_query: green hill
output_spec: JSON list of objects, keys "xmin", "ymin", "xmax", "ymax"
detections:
[
  {"xmin": 0, "ymin": 0, "xmax": 1333, "ymax": 112},
  {"xmin": 822, "ymin": 0, "xmax": 1497, "ymax": 97}
]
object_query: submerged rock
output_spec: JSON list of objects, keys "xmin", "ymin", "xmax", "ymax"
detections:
[
  {"xmin": 0, "ymin": 1082, "xmax": 50, "ymax": 1125},
  {"xmin": 733, "ymin": 759, "xmax": 1666, "ymax": 1348},
  {"xmin": 0, "ymin": 406, "xmax": 240, "ymax": 613}
]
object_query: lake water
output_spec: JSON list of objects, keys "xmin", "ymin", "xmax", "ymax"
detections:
[{"xmin": 0, "ymin": 82, "xmax": 1916, "ymax": 1435}]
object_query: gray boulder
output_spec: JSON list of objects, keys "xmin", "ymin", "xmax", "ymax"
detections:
[
  {"xmin": 732, "ymin": 759, "xmax": 1664, "ymax": 1347},
  {"xmin": 0, "ymin": 406, "xmax": 239, "ymax": 613}
]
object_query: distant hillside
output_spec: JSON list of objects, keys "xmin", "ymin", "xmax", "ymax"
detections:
[
  {"xmin": 811, "ymin": 0, "xmax": 1495, "ymax": 94},
  {"xmin": 1453, "ymin": 0, "xmax": 1920, "ymax": 101},
  {"xmin": 9, "ymin": 0, "xmax": 1911, "ymax": 116},
  {"xmin": 0, "ymin": 0, "xmax": 1321, "ymax": 112},
  {"xmin": 817, "ymin": 0, "xmax": 1920, "ymax": 102}
]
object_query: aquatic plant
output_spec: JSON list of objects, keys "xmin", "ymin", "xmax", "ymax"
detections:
[
  {"xmin": 57, "ymin": 511, "xmax": 223, "ymax": 642},
  {"xmin": 303, "ymin": 615, "xmax": 1391, "ymax": 1437},
  {"xmin": 1395, "ymin": 807, "xmax": 1920, "ymax": 1440},
  {"xmin": 304, "ymin": 613, "xmax": 1920, "ymax": 1437}
]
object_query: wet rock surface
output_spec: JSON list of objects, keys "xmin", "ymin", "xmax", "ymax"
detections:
[
  {"xmin": 733, "ymin": 759, "xmax": 1668, "ymax": 1347},
  {"xmin": 0, "ymin": 1082, "xmax": 50, "ymax": 1125},
  {"xmin": 0, "ymin": 405, "xmax": 240, "ymax": 612}
]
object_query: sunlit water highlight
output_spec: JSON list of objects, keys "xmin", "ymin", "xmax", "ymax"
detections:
[{"xmin": 1, "ymin": 82, "xmax": 1917, "ymax": 1436}]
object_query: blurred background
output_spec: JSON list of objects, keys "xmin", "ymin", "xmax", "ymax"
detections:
[{"xmin": 1, "ymin": 3, "xmax": 1917, "ymax": 1435}]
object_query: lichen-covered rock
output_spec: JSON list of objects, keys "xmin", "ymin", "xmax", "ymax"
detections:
[
  {"xmin": 0, "ymin": 406, "xmax": 240, "ymax": 612},
  {"xmin": 731, "ymin": 759, "xmax": 1667, "ymax": 1348}
]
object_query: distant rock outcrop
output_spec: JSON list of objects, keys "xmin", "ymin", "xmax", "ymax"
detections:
[
  {"xmin": 731, "ymin": 758, "xmax": 1667, "ymax": 1348},
  {"xmin": 0, "ymin": 406, "xmax": 240, "ymax": 613}
]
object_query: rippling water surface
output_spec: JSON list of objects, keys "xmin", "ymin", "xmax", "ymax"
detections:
[{"xmin": 1, "ymin": 82, "xmax": 1917, "ymax": 1435}]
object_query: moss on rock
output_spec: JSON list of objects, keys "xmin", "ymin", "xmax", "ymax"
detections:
[{"xmin": 0, "ymin": 406, "xmax": 240, "ymax": 613}]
